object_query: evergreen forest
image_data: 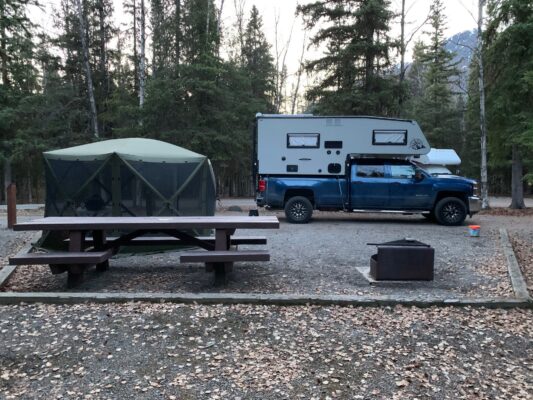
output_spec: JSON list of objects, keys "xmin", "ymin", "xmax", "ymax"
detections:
[{"xmin": 0, "ymin": 0, "xmax": 531, "ymax": 206}]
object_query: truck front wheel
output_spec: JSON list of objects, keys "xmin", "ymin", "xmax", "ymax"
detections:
[
  {"xmin": 285, "ymin": 196, "xmax": 313, "ymax": 223},
  {"xmin": 434, "ymin": 197, "xmax": 467, "ymax": 226}
]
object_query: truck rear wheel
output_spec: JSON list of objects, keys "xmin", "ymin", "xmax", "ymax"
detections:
[
  {"xmin": 285, "ymin": 196, "xmax": 313, "ymax": 223},
  {"xmin": 434, "ymin": 197, "xmax": 467, "ymax": 226}
]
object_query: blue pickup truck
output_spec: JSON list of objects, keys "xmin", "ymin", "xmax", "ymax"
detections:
[{"xmin": 256, "ymin": 157, "xmax": 481, "ymax": 225}]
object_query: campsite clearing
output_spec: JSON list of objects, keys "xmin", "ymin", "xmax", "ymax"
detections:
[{"xmin": 2, "ymin": 207, "xmax": 530, "ymax": 301}]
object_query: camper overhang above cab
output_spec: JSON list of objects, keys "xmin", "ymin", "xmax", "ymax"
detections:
[{"xmin": 255, "ymin": 114, "xmax": 431, "ymax": 176}]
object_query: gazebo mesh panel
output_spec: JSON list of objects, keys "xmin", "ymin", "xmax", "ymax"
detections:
[{"xmin": 40, "ymin": 138, "xmax": 216, "ymax": 249}]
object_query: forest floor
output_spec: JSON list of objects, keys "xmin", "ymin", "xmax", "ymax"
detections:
[{"xmin": 0, "ymin": 206, "xmax": 532, "ymax": 399}]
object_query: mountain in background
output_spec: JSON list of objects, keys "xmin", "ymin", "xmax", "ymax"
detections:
[
  {"xmin": 445, "ymin": 29, "xmax": 477, "ymax": 92},
  {"xmin": 400, "ymin": 30, "xmax": 476, "ymax": 92}
]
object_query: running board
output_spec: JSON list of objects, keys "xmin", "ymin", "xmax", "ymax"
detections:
[{"xmin": 350, "ymin": 209, "xmax": 429, "ymax": 215}]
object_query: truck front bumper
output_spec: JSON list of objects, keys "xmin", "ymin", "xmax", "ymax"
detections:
[{"xmin": 468, "ymin": 196, "xmax": 482, "ymax": 215}]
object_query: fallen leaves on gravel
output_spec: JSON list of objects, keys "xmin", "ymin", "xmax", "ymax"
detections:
[
  {"xmin": 0, "ymin": 304, "xmax": 531, "ymax": 399},
  {"xmin": 479, "ymin": 208, "xmax": 533, "ymax": 217}
]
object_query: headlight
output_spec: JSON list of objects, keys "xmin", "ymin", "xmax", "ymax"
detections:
[{"xmin": 473, "ymin": 182, "xmax": 480, "ymax": 196}]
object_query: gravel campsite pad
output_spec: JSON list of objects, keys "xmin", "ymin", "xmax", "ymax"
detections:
[
  {"xmin": 0, "ymin": 303, "xmax": 531, "ymax": 399},
  {"xmin": 1, "ymin": 210, "xmax": 519, "ymax": 299}
]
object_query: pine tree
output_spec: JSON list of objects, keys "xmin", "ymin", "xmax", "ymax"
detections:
[
  {"xmin": 0, "ymin": 0, "xmax": 38, "ymax": 199},
  {"xmin": 405, "ymin": 0, "xmax": 461, "ymax": 149},
  {"xmin": 297, "ymin": 0, "xmax": 398, "ymax": 116},
  {"xmin": 241, "ymin": 6, "xmax": 275, "ymax": 107},
  {"xmin": 484, "ymin": 0, "xmax": 533, "ymax": 208}
]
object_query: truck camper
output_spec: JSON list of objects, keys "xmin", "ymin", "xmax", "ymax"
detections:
[{"xmin": 254, "ymin": 114, "xmax": 480, "ymax": 225}]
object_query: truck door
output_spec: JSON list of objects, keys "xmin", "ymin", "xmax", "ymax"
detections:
[
  {"xmin": 350, "ymin": 162, "xmax": 389, "ymax": 209},
  {"xmin": 387, "ymin": 163, "xmax": 434, "ymax": 209}
]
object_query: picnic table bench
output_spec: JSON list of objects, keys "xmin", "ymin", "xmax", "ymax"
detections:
[{"xmin": 10, "ymin": 216, "xmax": 279, "ymax": 287}]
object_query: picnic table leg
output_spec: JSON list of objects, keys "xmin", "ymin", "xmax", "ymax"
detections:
[
  {"xmin": 67, "ymin": 230, "xmax": 86, "ymax": 288},
  {"xmin": 212, "ymin": 228, "xmax": 235, "ymax": 285},
  {"xmin": 92, "ymin": 230, "xmax": 109, "ymax": 272}
]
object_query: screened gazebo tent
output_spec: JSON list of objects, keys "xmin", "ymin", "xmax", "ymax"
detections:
[{"xmin": 43, "ymin": 138, "xmax": 216, "ymax": 221}]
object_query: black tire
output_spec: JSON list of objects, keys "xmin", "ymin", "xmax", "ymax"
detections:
[
  {"xmin": 284, "ymin": 196, "xmax": 313, "ymax": 223},
  {"xmin": 434, "ymin": 197, "xmax": 467, "ymax": 226}
]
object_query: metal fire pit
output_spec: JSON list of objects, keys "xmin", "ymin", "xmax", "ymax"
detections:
[{"xmin": 368, "ymin": 238, "xmax": 434, "ymax": 281}]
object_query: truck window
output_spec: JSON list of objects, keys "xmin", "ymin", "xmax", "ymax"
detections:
[
  {"xmin": 355, "ymin": 165, "xmax": 385, "ymax": 178},
  {"xmin": 390, "ymin": 164, "xmax": 416, "ymax": 178},
  {"xmin": 287, "ymin": 133, "xmax": 320, "ymax": 148}
]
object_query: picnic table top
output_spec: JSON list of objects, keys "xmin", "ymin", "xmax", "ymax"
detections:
[{"xmin": 13, "ymin": 216, "xmax": 280, "ymax": 231}]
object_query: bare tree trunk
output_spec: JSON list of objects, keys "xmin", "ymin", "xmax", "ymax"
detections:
[
  {"xmin": 133, "ymin": 0, "xmax": 138, "ymax": 94},
  {"xmin": 234, "ymin": 0, "xmax": 246, "ymax": 62},
  {"xmin": 0, "ymin": 0, "xmax": 10, "ymax": 88},
  {"xmin": 175, "ymin": 0, "xmax": 181, "ymax": 66},
  {"xmin": 398, "ymin": 0, "xmax": 406, "ymax": 113},
  {"xmin": 510, "ymin": 144, "xmax": 525, "ymax": 209},
  {"xmin": 217, "ymin": 0, "xmax": 224, "ymax": 55},
  {"xmin": 3, "ymin": 158, "xmax": 11, "ymax": 203},
  {"xmin": 27, "ymin": 168, "xmax": 32, "ymax": 203},
  {"xmin": 206, "ymin": 0, "xmax": 210, "ymax": 43},
  {"xmin": 273, "ymin": 10, "xmax": 294, "ymax": 113},
  {"xmin": 98, "ymin": 0, "xmax": 107, "ymax": 135},
  {"xmin": 74, "ymin": 0, "xmax": 99, "ymax": 138},
  {"xmin": 478, "ymin": 0, "xmax": 489, "ymax": 208},
  {"xmin": 291, "ymin": 31, "xmax": 306, "ymax": 114},
  {"xmin": 139, "ymin": 0, "xmax": 146, "ymax": 109}
]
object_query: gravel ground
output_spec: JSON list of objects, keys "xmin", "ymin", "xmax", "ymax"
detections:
[
  {"xmin": 2, "ymin": 209, "xmax": 516, "ymax": 299},
  {"xmin": 0, "ymin": 303, "xmax": 531, "ymax": 399},
  {"xmin": 1, "ymin": 208, "xmax": 532, "ymax": 399},
  {"xmin": 0, "ymin": 208, "xmax": 522, "ymax": 298}
]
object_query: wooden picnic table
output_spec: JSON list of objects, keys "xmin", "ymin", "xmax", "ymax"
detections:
[{"xmin": 11, "ymin": 215, "xmax": 280, "ymax": 286}]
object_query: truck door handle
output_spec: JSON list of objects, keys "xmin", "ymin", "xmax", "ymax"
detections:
[
  {"xmin": 391, "ymin": 182, "xmax": 400, "ymax": 185},
  {"xmin": 352, "ymin": 181, "xmax": 362, "ymax": 184}
]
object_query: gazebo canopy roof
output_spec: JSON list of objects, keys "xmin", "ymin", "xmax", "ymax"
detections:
[{"xmin": 44, "ymin": 138, "xmax": 206, "ymax": 163}]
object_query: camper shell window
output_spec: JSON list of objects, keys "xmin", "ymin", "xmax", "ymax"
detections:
[
  {"xmin": 373, "ymin": 130, "xmax": 407, "ymax": 145},
  {"xmin": 287, "ymin": 133, "xmax": 320, "ymax": 148}
]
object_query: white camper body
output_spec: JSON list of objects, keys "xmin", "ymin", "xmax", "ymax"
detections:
[{"xmin": 256, "ymin": 114, "xmax": 431, "ymax": 176}]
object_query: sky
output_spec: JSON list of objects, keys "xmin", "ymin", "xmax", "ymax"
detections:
[
  {"xmin": 31, "ymin": 0, "xmax": 479, "ymax": 111},
  {"xmin": 33, "ymin": 0, "xmax": 480, "ymax": 60},
  {"xmin": 234, "ymin": 0, "xmax": 479, "ymax": 66}
]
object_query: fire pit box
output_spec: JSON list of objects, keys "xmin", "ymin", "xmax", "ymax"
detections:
[{"xmin": 369, "ymin": 239, "xmax": 434, "ymax": 281}]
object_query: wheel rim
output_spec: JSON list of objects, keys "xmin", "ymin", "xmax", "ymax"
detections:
[
  {"xmin": 442, "ymin": 202, "xmax": 463, "ymax": 223},
  {"xmin": 289, "ymin": 201, "xmax": 308, "ymax": 221}
]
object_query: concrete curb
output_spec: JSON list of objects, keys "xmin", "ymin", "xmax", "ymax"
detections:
[
  {"xmin": 500, "ymin": 228, "xmax": 531, "ymax": 300},
  {"xmin": 0, "ymin": 265, "xmax": 17, "ymax": 288},
  {"xmin": 0, "ymin": 291, "xmax": 531, "ymax": 308},
  {"xmin": 0, "ymin": 234, "xmax": 39, "ymax": 289}
]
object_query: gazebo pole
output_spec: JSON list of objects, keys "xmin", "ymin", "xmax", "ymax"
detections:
[{"xmin": 111, "ymin": 156, "xmax": 122, "ymax": 216}]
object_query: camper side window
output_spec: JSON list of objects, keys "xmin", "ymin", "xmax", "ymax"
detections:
[
  {"xmin": 373, "ymin": 130, "xmax": 407, "ymax": 145},
  {"xmin": 287, "ymin": 133, "xmax": 320, "ymax": 148}
]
